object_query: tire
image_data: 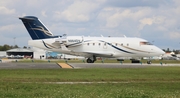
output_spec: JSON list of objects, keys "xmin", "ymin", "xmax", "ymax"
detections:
[
  {"xmin": 147, "ymin": 61, "xmax": 152, "ymax": 64},
  {"xmin": 87, "ymin": 58, "xmax": 93, "ymax": 63}
]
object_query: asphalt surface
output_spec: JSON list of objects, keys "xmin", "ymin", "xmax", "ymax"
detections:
[
  {"xmin": 69, "ymin": 63, "xmax": 148, "ymax": 68},
  {"xmin": 0, "ymin": 63, "xmax": 60, "ymax": 69},
  {"xmin": 0, "ymin": 62, "xmax": 179, "ymax": 69}
]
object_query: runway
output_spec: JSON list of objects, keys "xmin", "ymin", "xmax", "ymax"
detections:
[{"xmin": 0, "ymin": 62, "xmax": 180, "ymax": 69}]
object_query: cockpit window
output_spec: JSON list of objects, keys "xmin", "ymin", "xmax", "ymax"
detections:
[{"xmin": 140, "ymin": 42, "xmax": 153, "ymax": 45}]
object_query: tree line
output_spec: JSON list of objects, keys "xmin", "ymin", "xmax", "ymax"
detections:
[
  {"xmin": 0, "ymin": 44, "xmax": 19, "ymax": 51},
  {"xmin": 162, "ymin": 48, "xmax": 180, "ymax": 54}
]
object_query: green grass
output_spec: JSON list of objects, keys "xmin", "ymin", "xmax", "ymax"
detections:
[
  {"xmin": 0, "ymin": 67, "xmax": 180, "ymax": 97},
  {"xmin": 1, "ymin": 82, "xmax": 179, "ymax": 98}
]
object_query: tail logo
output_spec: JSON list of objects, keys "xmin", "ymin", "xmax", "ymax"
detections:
[{"xmin": 31, "ymin": 26, "xmax": 53, "ymax": 36}]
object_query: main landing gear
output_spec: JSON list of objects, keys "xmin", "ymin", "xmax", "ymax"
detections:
[
  {"xmin": 131, "ymin": 59, "xmax": 152, "ymax": 64},
  {"xmin": 86, "ymin": 58, "xmax": 94, "ymax": 63},
  {"xmin": 86, "ymin": 55, "xmax": 96, "ymax": 63}
]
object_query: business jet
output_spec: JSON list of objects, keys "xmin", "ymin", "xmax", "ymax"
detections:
[{"xmin": 19, "ymin": 16, "xmax": 165, "ymax": 64}]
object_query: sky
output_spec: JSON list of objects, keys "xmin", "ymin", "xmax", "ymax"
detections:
[{"xmin": 0, "ymin": 0, "xmax": 180, "ymax": 50}]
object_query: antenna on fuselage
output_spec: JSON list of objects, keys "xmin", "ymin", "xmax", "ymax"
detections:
[{"xmin": 123, "ymin": 35, "xmax": 127, "ymax": 38}]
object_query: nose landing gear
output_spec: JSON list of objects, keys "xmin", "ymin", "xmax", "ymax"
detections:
[{"xmin": 147, "ymin": 60, "xmax": 152, "ymax": 64}]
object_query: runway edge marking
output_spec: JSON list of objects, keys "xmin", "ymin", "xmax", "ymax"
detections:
[{"xmin": 57, "ymin": 63, "xmax": 74, "ymax": 69}]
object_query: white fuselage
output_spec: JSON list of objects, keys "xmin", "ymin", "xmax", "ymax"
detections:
[{"xmin": 28, "ymin": 36, "xmax": 165, "ymax": 58}]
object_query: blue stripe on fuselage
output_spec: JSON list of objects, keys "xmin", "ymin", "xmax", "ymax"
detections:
[
  {"xmin": 67, "ymin": 40, "xmax": 134, "ymax": 54},
  {"xmin": 99, "ymin": 40, "xmax": 134, "ymax": 54}
]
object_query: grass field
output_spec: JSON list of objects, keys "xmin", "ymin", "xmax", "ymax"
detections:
[{"xmin": 0, "ymin": 66, "xmax": 180, "ymax": 98}]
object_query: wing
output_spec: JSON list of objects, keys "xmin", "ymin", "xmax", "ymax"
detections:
[
  {"xmin": 83, "ymin": 51, "xmax": 114, "ymax": 57},
  {"xmin": 52, "ymin": 41, "xmax": 113, "ymax": 57}
]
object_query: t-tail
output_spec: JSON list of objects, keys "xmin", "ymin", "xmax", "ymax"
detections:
[{"xmin": 19, "ymin": 16, "xmax": 58, "ymax": 40}]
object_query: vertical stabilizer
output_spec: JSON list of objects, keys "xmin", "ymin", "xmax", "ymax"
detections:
[{"xmin": 19, "ymin": 16, "xmax": 57, "ymax": 40}]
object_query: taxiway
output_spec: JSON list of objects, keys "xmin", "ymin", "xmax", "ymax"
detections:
[{"xmin": 0, "ymin": 62, "xmax": 179, "ymax": 69}]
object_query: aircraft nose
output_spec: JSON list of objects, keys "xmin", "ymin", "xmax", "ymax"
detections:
[
  {"xmin": 152, "ymin": 46, "xmax": 165, "ymax": 56},
  {"xmin": 160, "ymin": 50, "xmax": 165, "ymax": 55},
  {"xmin": 157, "ymin": 48, "xmax": 165, "ymax": 55}
]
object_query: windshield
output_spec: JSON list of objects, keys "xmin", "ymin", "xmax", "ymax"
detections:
[{"xmin": 140, "ymin": 41, "xmax": 153, "ymax": 45}]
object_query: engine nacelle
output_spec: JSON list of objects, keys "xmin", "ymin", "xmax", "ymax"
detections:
[{"xmin": 55, "ymin": 38, "xmax": 67, "ymax": 45}]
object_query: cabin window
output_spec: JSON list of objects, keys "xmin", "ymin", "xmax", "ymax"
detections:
[
  {"xmin": 127, "ymin": 43, "xmax": 129, "ymax": 46},
  {"xmin": 93, "ymin": 43, "xmax": 95, "ymax": 46},
  {"xmin": 115, "ymin": 43, "xmax": 118, "ymax": 46},
  {"xmin": 99, "ymin": 43, "xmax": 101, "ymax": 46},
  {"xmin": 87, "ymin": 43, "xmax": 89, "ymax": 45},
  {"xmin": 121, "ymin": 43, "xmax": 123, "ymax": 46}
]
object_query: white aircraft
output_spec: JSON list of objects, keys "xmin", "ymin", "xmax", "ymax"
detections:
[{"xmin": 19, "ymin": 16, "xmax": 165, "ymax": 64}]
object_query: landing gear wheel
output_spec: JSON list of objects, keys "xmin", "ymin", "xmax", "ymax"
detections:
[
  {"xmin": 147, "ymin": 61, "xmax": 152, "ymax": 64},
  {"xmin": 87, "ymin": 58, "xmax": 94, "ymax": 63}
]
